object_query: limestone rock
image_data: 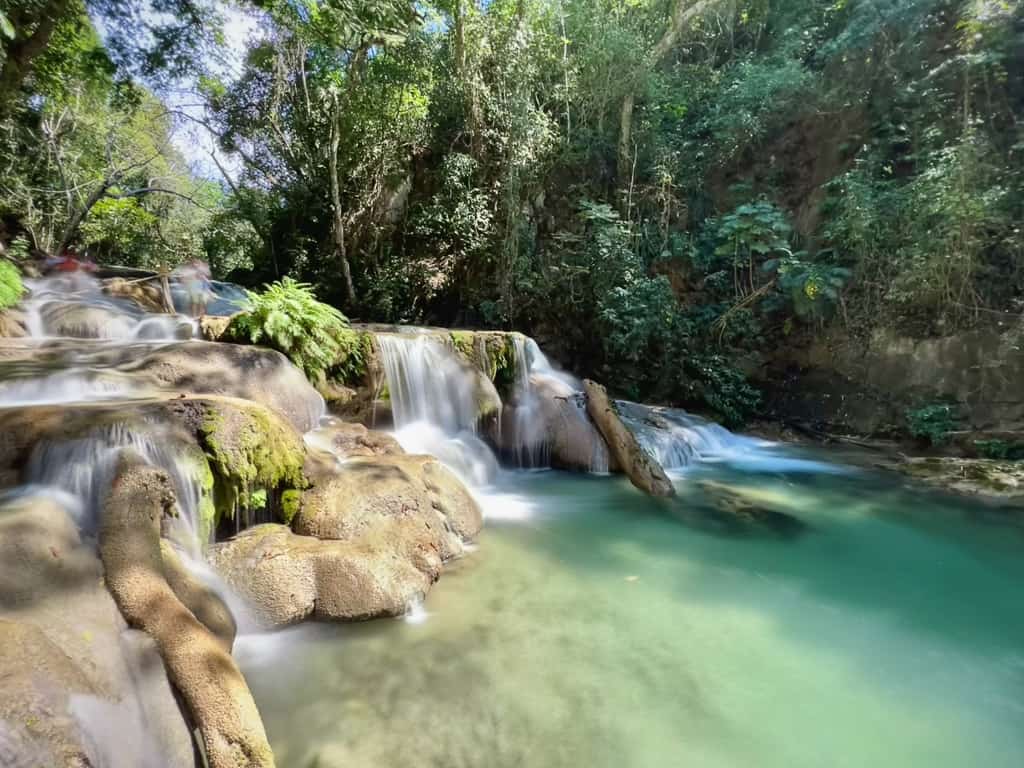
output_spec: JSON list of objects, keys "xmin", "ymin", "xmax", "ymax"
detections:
[
  {"xmin": 584, "ymin": 379, "xmax": 675, "ymax": 497},
  {"xmin": 161, "ymin": 540, "xmax": 237, "ymax": 651},
  {"xmin": 0, "ymin": 492, "xmax": 194, "ymax": 768},
  {"xmin": 0, "ymin": 308, "xmax": 27, "ymax": 337},
  {"xmin": 102, "ymin": 277, "xmax": 169, "ymax": 313},
  {"xmin": 101, "ymin": 455, "xmax": 275, "ymax": 768},
  {"xmin": 133, "ymin": 341, "xmax": 324, "ymax": 432},
  {"xmin": 208, "ymin": 524, "xmax": 434, "ymax": 625},
  {"xmin": 213, "ymin": 453, "xmax": 482, "ymax": 627}
]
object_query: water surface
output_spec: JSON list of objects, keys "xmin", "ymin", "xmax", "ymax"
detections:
[{"xmin": 239, "ymin": 463, "xmax": 1024, "ymax": 768}]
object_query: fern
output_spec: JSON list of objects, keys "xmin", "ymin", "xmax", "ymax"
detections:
[
  {"xmin": 226, "ymin": 278, "xmax": 364, "ymax": 383},
  {"xmin": 0, "ymin": 259, "xmax": 24, "ymax": 311}
]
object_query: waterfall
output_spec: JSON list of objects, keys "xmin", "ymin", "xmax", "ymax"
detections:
[
  {"xmin": 375, "ymin": 332, "xmax": 500, "ymax": 485},
  {"xmin": 24, "ymin": 423, "xmax": 208, "ymax": 554},
  {"xmin": 503, "ymin": 335, "xmax": 609, "ymax": 473},
  {"xmin": 22, "ymin": 275, "xmax": 195, "ymax": 341}
]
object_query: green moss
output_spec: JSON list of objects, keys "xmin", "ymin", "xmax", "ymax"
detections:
[
  {"xmin": 280, "ymin": 489, "xmax": 302, "ymax": 526},
  {"xmin": 197, "ymin": 401, "xmax": 307, "ymax": 526},
  {"xmin": 488, "ymin": 334, "xmax": 519, "ymax": 395},
  {"xmin": 450, "ymin": 330, "xmax": 476, "ymax": 361},
  {"xmin": 180, "ymin": 446, "xmax": 218, "ymax": 547}
]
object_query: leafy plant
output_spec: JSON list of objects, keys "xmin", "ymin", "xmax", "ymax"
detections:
[
  {"xmin": 682, "ymin": 354, "xmax": 761, "ymax": 428},
  {"xmin": 973, "ymin": 439, "xmax": 1024, "ymax": 462},
  {"xmin": 906, "ymin": 403, "xmax": 959, "ymax": 446},
  {"xmin": 226, "ymin": 278, "xmax": 362, "ymax": 383},
  {"xmin": 0, "ymin": 260, "xmax": 24, "ymax": 311},
  {"xmin": 763, "ymin": 256, "xmax": 852, "ymax": 321}
]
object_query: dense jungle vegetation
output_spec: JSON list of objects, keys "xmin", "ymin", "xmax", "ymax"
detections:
[{"xmin": 1, "ymin": 0, "xmax": 1021, "ymax": 425}]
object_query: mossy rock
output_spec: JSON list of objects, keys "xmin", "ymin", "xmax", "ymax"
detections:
[{"xmin": 192, "ymin": 398, "xmax": 308, "ymax": 529}]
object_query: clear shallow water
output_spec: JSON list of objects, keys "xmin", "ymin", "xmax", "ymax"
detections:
[{"xmin": 239, "ymin": 463, "xmax": 1024, "ymax": 768}]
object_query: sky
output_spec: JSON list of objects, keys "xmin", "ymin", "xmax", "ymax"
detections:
[{"xmin": 166, "ymin": 3, "xmax": 262, "ymax": 179}]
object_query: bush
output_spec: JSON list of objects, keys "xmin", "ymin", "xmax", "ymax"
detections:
[
  {"xmin": 226, "ymin": 277, "xmax": 364, "ymax": 383},
  {"xmin": 682, "ymin": 354, "xmax": 761, "ymax": 428},
  {"xmin": 906, "ymin": 403, "xmax": 958, "ymax": 446},
  {"xmin": 0, "ymin": 259, "xmax": 24, "ymax": 310}
]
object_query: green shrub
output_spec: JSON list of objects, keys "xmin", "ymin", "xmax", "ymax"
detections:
[
  {"xmin": 973, "ymin": 439, "xmax": 1024, "ymax": 461},
  {"xmin": 226, "ymin": 277, "xmax": 362, "ymax": 383},
  {"xmin": 682, "ymin": 354, "xmax": 761, "ymax": 428},
  {"xmin": 0, "ymin": 259, "xmax": 24, "ymax": 311},
  {"xmin": 906, "ymin": 404, "xmax": 958, "ymax": 446}
]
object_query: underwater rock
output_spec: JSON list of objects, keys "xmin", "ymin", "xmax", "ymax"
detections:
[
  {"xmin": 584, "ymin": 380, "xmax": 674, "ymax": 497},
  {"xmin": 899, "ymin": 457, "xmax": 1024, "ymax": 500},
  {"xmin": 0, "ymin": 492, "xmax": 195, "ymax": 768},
  {"xmin": 101, "ymin": 455, "xmax": 275, "ymax": 768},
  {"xmin": 696, "ymin": 480, "xmax": 808, "ymax": 535},
  {"xmin": 208, "ymin": 524, "xmax": 435, "ymax": 625}
]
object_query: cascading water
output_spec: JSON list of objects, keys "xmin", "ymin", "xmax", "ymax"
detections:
[
  {"xmin": 24, "ymin": 422, "xmax": 207, "ymax": 553},
  {"xmin": 375, "ymin": 332, "xmax": 501, "ymax": 486},
  {"xmin": 503, "ymin": 334, "xmax": 610, "ymax": 473},
  {"xmin": 23, "ymin": 274, "xmax": 196, "ymax": 341}
]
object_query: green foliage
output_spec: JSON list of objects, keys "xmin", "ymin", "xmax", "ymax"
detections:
[
  {"xmin": 763, "ymin": 256, "xmax": 852, "ymax": 321},
  {"xmin": 906, "ymin": 403, "xmax": 959, "ymax": 446},
  {"xmin": 973, "ymin": 439, "xmax": 1024, "ymax": 462},
  {"xmin": 0, "ymin": 259, "xmax": 24, "ymax": 310},
  {"xmin": 681, "ymin": 354, "xmax": 762, "ymax": 428},
  {"xmin": 226, "ymin": 278, "xmax": 360, "ymax": 383}
]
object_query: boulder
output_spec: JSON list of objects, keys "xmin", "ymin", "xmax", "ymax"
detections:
[
  {"xmin": 0, "ymin": 308, "xmax": 27, "ymax": 337},
  {"xmin": 208, "ymin": 524, "xmax": 435, "ymax": 625},
  {"xmin": 212, "ymin": 453, "xmax": 482, "ymax": 627},
  {"xmin": 497, "ymin": 372, "xmax": 613, "ymax": 472},
  {"xmin": 305, "ymin": 420, "xmax": 403, "ymax": 460},
  {"xmin": 296, "ymin": 453, "xmax": 481, "ymax": 551},
  {"xmin": 198, "ymin": 314, "xmax": 234, "ymax": 342},
  {"xmin": 0, "ymin": 492, "xmax": 195, "ymax": 768},
  {"xmin": 584, "ymin": 379, "xmax": 675, "ymax": 497},
  {"xmin": 132, "ymin": 341, "xmax": 324, "ymax": 432},
  {"xmin": 160, "ymin": 540, "xmax": 237, "ymax": 651},
  {"xmin": 101, "ymin": 455, "xmax": 275, "ymax": 768}
]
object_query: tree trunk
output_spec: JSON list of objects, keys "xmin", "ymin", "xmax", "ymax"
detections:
[
  {"xmin": 56, "ymin": 177, "xmax": 114, "ymax": 256},
  {"xmin": 617, "ymin": 0, "xmax": 717, "ymax": 192},
  {"xmin": 329, "ymin": 103, "xmax": 356, "ymax": 306}
]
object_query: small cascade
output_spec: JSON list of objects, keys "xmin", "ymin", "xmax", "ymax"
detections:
[
  {"xmin": 503, "ymin": 334, "xmax": 609, "ymax": 473},
  {"xmin": 24, "ymin": 423, "xmax": 207, "ymax": 554},
  {"xmin": 22, "ymin": 275, "xmax": 195, "ymax": 341},
  {"xmin": 376, "ymin": 333, "xmax": 482, "ymax": 433},
  {"xmin": 375, "ymin": 332, "xmax": 500, "ymax": 485}
]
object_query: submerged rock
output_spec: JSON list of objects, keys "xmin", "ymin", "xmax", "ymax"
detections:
[
  {"xmin": 0, "ymin": 492, "xmax": 194, "ymax": 768},
  {"xmin": 899, "ymin": 457, "xmax": 1024, "ymax": 500},
  {"xmin": 696, "ymin": 480, "xmax": 808, "ymax": 536},
  {"xmin": 584, "ymin": 380, "xmax": 674, "ymax": 497}
]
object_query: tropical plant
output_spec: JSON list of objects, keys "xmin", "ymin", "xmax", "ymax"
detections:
[
  {"xmin": 226, "ymin": 278, "xmax": 363, "ymax": 383},
  {"xmin": 0, "ymin": 260, "xmax": 24, "ymax": 310}
]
